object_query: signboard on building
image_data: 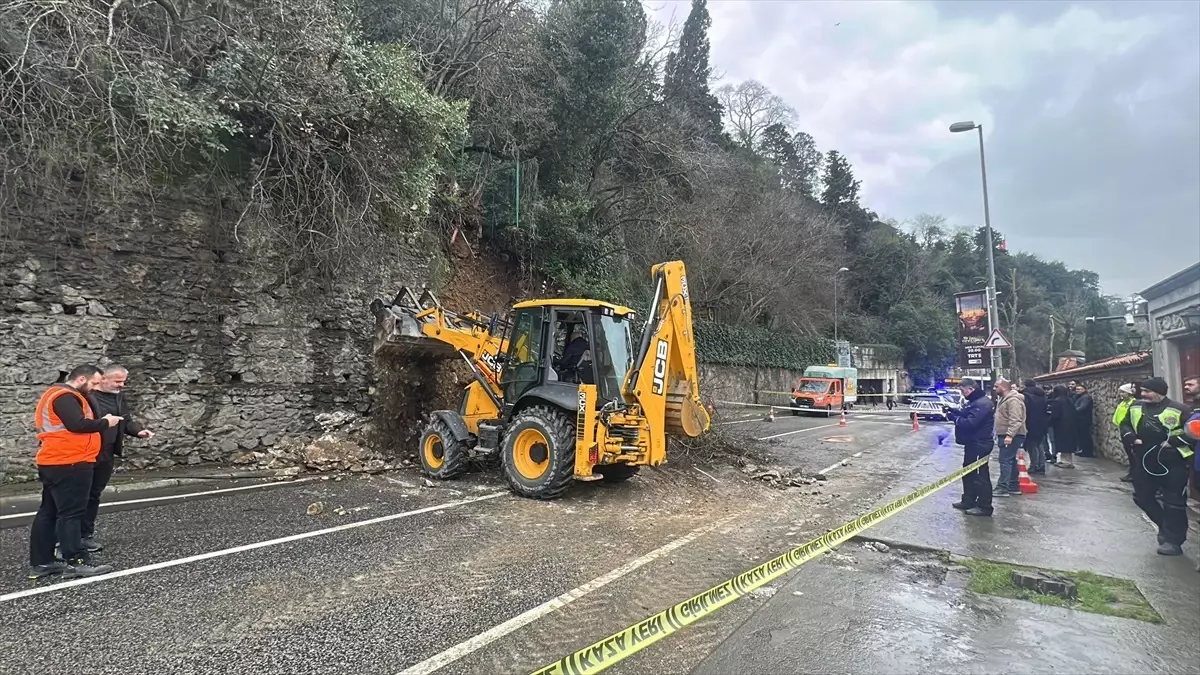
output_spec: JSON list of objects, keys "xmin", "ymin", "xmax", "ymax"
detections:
[
  {"xmin": 954, "ymin": 290, "xmax": 990, "ymax": 370},
  {"xmin": 835, "ymin": 339, "xmax": 851, "ymax": 368}
]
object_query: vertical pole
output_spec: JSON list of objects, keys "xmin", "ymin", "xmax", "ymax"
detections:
[
  {"xmin": 977, "ymin": 125, "xmax": 1000, "ymax": 382},
  {"xmin": 834, "ymin": 273, "xmax": 839, "ymax": 344},
  {"xmin": 1049, "ymin": 316, "xmax": 1056, "ymax": 372},
  {"xmin": 514, "ymin": 152, "xmax": 521, "ymax": 231}
]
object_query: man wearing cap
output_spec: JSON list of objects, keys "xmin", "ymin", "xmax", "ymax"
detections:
[
  {"xmin": 949, "ymin": 377, "xmax": 995, "ymax": 516},
  {"xmin": 1113, "ymin": 383, "xmax": 1137, "ymax": 483},
  {"xmin": 1119, "ymin": 377, "xmax": 1194, "ymax": 556}
]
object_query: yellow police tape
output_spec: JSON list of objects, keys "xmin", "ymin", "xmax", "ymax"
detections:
[{"xmin": 530, "ymin": 455, "xmax": 988, "ymax": 675}]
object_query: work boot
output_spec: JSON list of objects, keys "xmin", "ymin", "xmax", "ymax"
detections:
[
  {"xmin": 63, "ymin": 559, "xmax": 114, "ymax": 578},
  {"xmin": 81, "ymin": 537, "xmax": 104, "ymax": 553},
  {"xmin": 28, "ymin": 561, "xmax": 70, "ymax": 580},
  {"xmin": 1156, "ymin": 542, "xmax": 1183, "ymax": 556},
  {"xmin": 964, "ymin": 507, "xmax": 993, "ymax": 517},
  {"xmin": 993, "ymin": 488, "xmax": 1011, "ymax": 498},
  {"xmin": 952, "ymin": 501, "xmax": 972, "ymax": 510}
]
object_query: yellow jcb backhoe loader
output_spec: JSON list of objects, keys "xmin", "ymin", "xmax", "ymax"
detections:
[{"xmin": 368, "ymin": 261, "xmax": 710, "ymax": 499}]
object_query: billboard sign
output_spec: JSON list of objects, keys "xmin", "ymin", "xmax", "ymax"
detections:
[{"xmin": 954, "ymin": 290, "xmax": 989, "ymax": 370}]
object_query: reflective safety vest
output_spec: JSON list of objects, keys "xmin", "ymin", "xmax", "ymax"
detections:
[
  {"xmin": 1129, "ymin": 402, "xmax": 1193, "ymax": 459},
  {"xmin": 1112, "ymin": 399, "xmax": 1132, "ymax": 427},
  {"xmin": 34, "ymin": 385, "xmax": 101, "ymax": 466}
]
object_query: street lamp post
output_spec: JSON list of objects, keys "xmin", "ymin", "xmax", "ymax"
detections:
[
  {"xmin": 834, "ymin": 266, "xmax": 849, "ymax": 344},
  {"xmin": 950, "ymin": 121, "xmax": 1000, "ymax": 381}
]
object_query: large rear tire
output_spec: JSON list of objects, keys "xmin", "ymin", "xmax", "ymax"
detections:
[
  {"xmin": 418, "ymin": 418, "xmax": 469, "ymax": 480},
  {"xmin": 596, "ymin": 463, "xmax": 640, "ymax": 483},
  {"xmin": 502, "ymin": 406, "xmax": 576, "ymax": 500}
]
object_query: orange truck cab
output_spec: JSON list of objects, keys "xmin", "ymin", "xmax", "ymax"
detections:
[{"xmin": 789, "ymin": 366, "xmax": 858, "ymax": 417}]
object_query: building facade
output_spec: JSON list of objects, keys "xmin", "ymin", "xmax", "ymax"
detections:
[{"xmin": 1142, "ymin": 263, "xmax": 1200, "ymax": 399}]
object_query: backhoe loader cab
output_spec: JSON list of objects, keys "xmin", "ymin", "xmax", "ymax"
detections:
[{"xmin": 371, "ymin": 261, "xmax": 710, "ymax": 500}]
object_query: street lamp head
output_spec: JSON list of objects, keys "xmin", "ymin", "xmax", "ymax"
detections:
[
  {"xmin": 837, "ymin": 267, "xmax": 850, "ymax": 273},
  {"xmin": 949, "ymin": 121, "xmax": 977, "ymax": 133}
]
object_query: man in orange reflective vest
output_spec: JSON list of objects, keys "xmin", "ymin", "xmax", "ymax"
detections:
[{"xmin": 29, "ymin": 365, "xmax": 124, "ymax": 579}]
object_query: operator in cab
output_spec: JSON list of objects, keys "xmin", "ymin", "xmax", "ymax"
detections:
[{"xmin": 557, "ymin": 326, "xmax": 590, "ymax": 381}]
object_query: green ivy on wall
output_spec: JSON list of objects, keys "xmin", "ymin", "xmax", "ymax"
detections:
[
  {"xmin": 855, "ymin": 343, "xmax": 905, "ymax": 365},
  {"xmin": 694, "ymin": 321, "xmax": 836, "ymax": 371}
]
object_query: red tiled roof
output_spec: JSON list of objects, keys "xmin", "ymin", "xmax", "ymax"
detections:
[{"xmin": 1032, "ymin": 351, "xmax": 1151, "ymax": 381}]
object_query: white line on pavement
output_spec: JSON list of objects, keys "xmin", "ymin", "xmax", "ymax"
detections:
[
  {"xmin": 755, "ymin": 423, "xmax": 841, "ymax": 441},
  {"xmin": 0, "ymin": 492, "xmax": 507, "ymax": 604},
  {"xmin": 0, "ymin": 478, "xmax": 319, "ymax": 521},
  {"xmin": 397, "ymin": 516, "xmax": 736, "ymax": 675},
  {"xmin": 817, "ymin": 459, "xmax": 848, "ymax": 476},
  {"xmin": 717, "ymin": 418, "xmax": 768, "ymax": 426}
]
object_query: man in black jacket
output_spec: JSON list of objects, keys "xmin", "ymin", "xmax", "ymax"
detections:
[
  {"xmin": 1022, "ymin": 379, "xmax": 1050, "ymax": 474},
  {"xmin": 1120, "ymin": 377, "xmax": 1193, "ymax": 556},
  {"xmin": 949, "ymin": 378, "xmax": 995, "ymax": 516},
  {"xmin": 1074, "ymin": 383, "xmax": 1096, "ymax": 458},
  {"xmin": 82, "ymin": 365, "xmax": 153, "ymax": 552}
]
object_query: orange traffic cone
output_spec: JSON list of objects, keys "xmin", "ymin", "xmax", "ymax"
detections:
[
  {"xmin": 1018, "ymin": 450, "xmax": 1039, "ymax": 494},
  {"xmin": 765, "ymin": 406, "xmax": 775, "ymax": 422},
  {"xmin": 911, "ymin": 412, "xmax": 920, "ymax": 431},
  {"xmin": 839, "ymin": 410, "xmax": 848, "ymax": 427}
]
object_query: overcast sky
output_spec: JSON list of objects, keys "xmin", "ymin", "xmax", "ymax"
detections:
[{"xmin": 645, "ymin": 0, "xmax": 1200, "ymax": 296}]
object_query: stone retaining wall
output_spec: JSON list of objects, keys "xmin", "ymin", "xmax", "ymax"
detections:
[{"xmin": 0, "ymin": 189, "xmax": 436, "ymax": 474}]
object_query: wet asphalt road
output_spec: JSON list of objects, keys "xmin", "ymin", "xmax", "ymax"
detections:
[{"xmin": 0, "ymin": 410, "xmax": 948, "ymax": 675}]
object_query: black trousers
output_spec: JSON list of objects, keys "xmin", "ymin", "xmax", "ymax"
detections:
[
  {"xmin": 29, "ymin": 463, "xmax": 94, "ymax": 565},
  {"xmin": 82, "ymin": 459, "xmax": 115, "ymax": 539},
  {"xmin": 960, "ymin": 442, "xmax": 994, "ymax": 512},
  {"xmin": 1131, "ymin": 446, "xmax": 1190, "ymax": 546},
  {"xmin": 1077, "ymin": 424, "xmax": 1095, "ymax": 457}
]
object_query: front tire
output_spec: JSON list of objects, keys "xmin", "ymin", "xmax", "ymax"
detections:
[
  {"xmin": 418, "ymin": 418, "xmax": 470, "ymax": 479},
  {"xmin": 502, "ymin": 406, "xmax": 576, "ymax": 500}
]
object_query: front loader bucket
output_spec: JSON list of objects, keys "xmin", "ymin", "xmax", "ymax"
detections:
[{"xmin": 370, "ymin": 287, "xmax": 458, "ymax": 362}]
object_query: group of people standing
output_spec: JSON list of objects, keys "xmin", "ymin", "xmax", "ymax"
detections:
[
  {"xmin": 948, "ymin": 372, "xmax": 1199, "ymax": 561},
  {"xmin": 28, "ymin": 364, "xmax": 151, "ymax": 580},
  {"xmin": 1022, "ymin": 379, "xmax": 1095, "ymax": 473}
]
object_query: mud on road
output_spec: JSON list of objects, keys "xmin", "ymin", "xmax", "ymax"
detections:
[{"xmin": 0, "ymin": 412, "xmax": 949, "ymax": 675}]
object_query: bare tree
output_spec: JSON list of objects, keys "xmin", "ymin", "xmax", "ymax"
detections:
[{"xmin": 715, "ymin": 80, "xmax": 795, "ymax": 150}]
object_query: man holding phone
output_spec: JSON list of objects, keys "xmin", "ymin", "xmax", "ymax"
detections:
[{"xmin": 29, "ymin": 365, "xmax": 123, "ymax": 579}]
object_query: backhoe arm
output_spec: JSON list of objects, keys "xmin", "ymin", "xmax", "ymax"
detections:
[
  {"xmin": 370, "ymin": 288, "xmax": 507, "ymax": 401},
  {"xmin": 625, "ymin": 261, "xmax": 711, "ymax": 443}
]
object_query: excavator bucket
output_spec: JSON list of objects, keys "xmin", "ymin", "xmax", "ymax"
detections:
[{"xmin": 369, "ymin": 287, "xmax": 458, "ymax": 361}]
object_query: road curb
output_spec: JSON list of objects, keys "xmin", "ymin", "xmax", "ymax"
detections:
[
  {"xmin": 3, "ymin": 473, "xmax": 302, "ymax": 502},
  {"xmin": 104, "ymin": 478, "xmax": 209, "ymax": 494}
]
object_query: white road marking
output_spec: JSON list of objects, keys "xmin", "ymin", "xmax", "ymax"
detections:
[
  {"xmin": 717, "ymin": 418, "xmax": 769, "ymax": 426},
  {"xmin": 817, "ymin": 459, "xmax": 851, "ymax": 476},
  {"xmin": 0, "ymin": 478, "xmax": 319, "ymax": 521},
  {"xmin": 397, "ymin": 517, "xmax": 735, "ymax": 675},
  {"xmin": 0, "ymin": 492, "xmax": 507, "ymax": 604},
  {"xmin": 756, "ymin": 423, "xmax": 841, "ymax": 441}
]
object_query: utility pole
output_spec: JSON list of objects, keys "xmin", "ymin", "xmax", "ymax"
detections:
[{"xmin": 951, "ymin": 121, "xmax": 1001, "ymax": 384}]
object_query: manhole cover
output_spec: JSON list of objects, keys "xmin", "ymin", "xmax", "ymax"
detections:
[{"xmin": 822, "ymin": 435, "xmax": 853, "ymax": 443}]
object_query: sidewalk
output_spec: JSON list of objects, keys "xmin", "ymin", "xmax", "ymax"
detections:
[{"xmin": 694, "ymin": 445, "xmax": 1200, "ymax": 674}]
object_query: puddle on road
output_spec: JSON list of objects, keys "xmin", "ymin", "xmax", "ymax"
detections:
[{"xmin": 829, "ymin": 538, "xmax": 1163, "ymax": 625}]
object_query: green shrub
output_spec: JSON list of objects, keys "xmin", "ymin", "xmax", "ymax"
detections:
[{"xmin": 695, "ymin": 322, "xmax": 835, "ymax": 370}]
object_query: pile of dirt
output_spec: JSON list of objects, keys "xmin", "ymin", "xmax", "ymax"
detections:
[
  {"xmin": 438, "ymin": 250, "xmax": 528, "ymax": 316},
  {"xmin": 368, "ymin": 250, "xmax": 526, "ymax": 458}
]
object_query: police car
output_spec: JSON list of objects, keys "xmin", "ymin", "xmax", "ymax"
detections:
[{"xmin": 908, "ymin": 392, "xmax": 960, "ymax": 421}]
